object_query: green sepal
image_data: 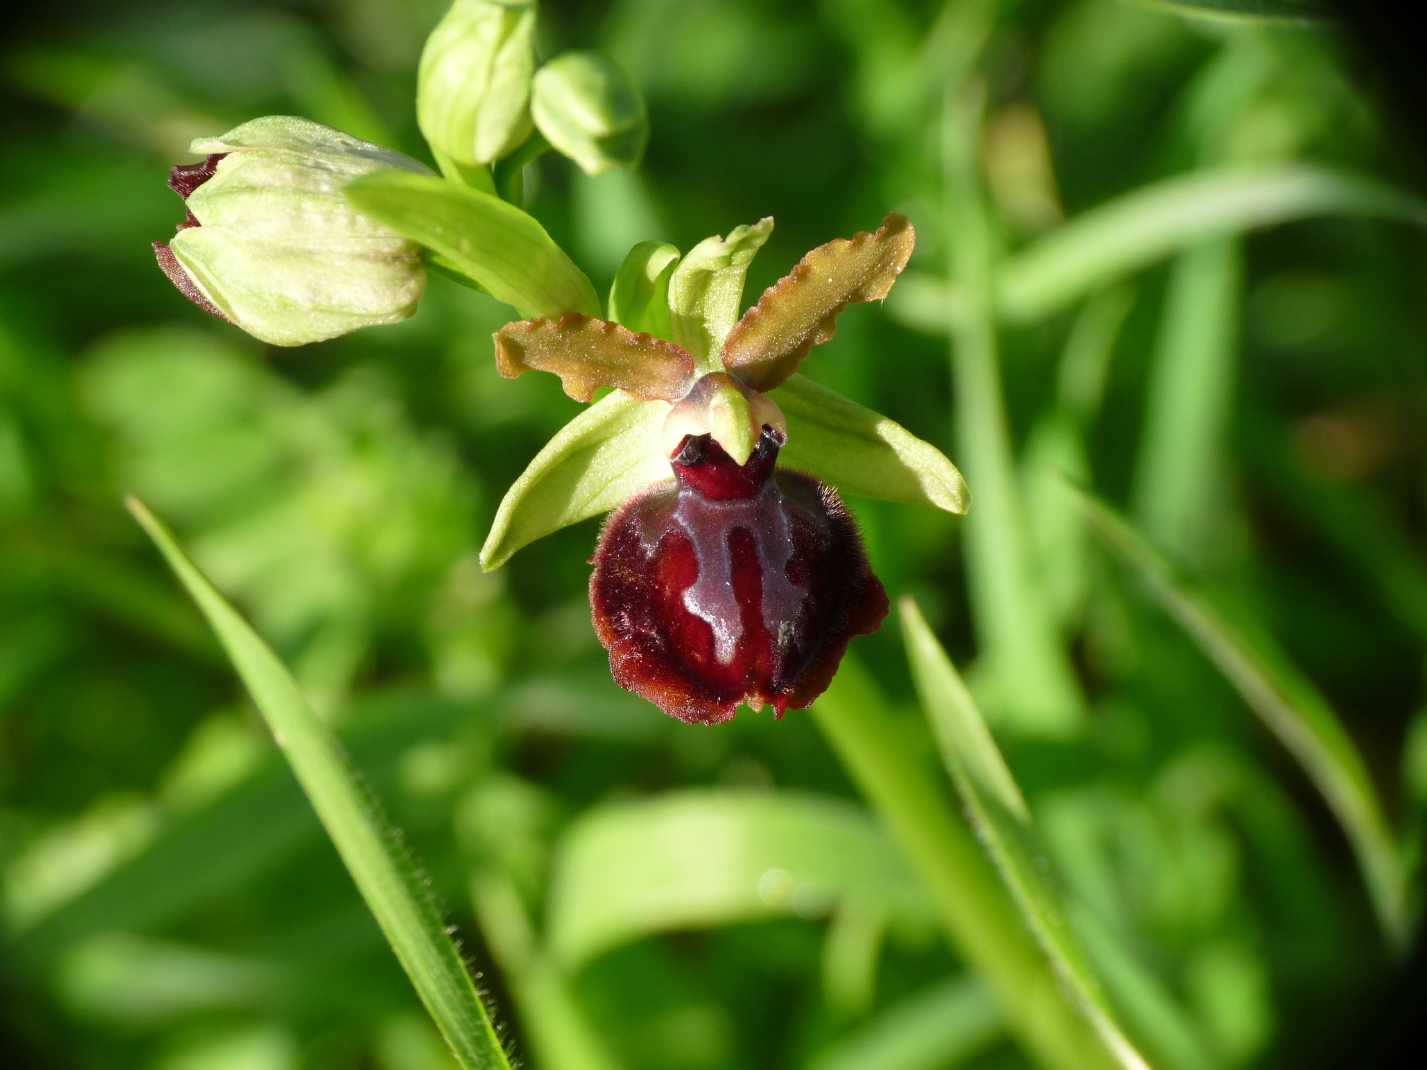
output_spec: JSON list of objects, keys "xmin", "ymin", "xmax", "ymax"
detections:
[
  {"xmin": 417, "ymin": 0, "xmax": 537, "ymax": 169},
  {"xmin": 775, "ymin": 374, "xmax": 969, "ymax": 515},
  {"xmin": 532, "ymin": 51, "xmax": 649, "ymax": 176},
  {"xmin": 480, "ymin": 391, "xmax": 672, "ymax": 570},
  {"xmin": 608, "ymin": 241, "xmax": 680, "ymax": 337},
  {"xmin": 346, "ymin": 170, "xmax": 600, "ymax": 318},
  {"xmin": 667, "ymin": 217, "xmax": 774, "ymax": 366}
]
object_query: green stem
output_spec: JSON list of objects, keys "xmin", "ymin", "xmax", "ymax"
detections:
[
  {"xmin": 1131, "ymin": 239, "xmax": 1242, "ymax": 563},
  {"xmin": 944, "ymin": 86, "xmax": 1082, "ymax": 733},
  {"xmin": 812, "ymin": 659, "xmax": 1118, "ymax": 1070},
  {"xmin": 471, "ymin": 874, "xmax": 622, "ymax": 1070},
  {"xmin": 495, "ymin": 133, "xmax": 552, "ymax": 205}
]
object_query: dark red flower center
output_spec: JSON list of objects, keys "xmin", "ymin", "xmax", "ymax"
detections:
[{"xmin": 591, "ymin": 426, "xmax": 888, "ymax": 724}]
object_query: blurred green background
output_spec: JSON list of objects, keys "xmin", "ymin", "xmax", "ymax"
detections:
[{"xmin": 4, "ymin": 1, "xmax": 1427, "ymax": 1068}]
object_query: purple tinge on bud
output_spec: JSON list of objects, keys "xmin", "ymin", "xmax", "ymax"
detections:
[
  {"xmin": 590, "ymin": 427, "xmax": 888, "ymax": 724},
  {"xmin": 168, "ymin": 154, "xmax": 226, "ymax": 210},
  {"xmin": 153, "ymin": 153, "xmax": 229, "ymax": 322}
]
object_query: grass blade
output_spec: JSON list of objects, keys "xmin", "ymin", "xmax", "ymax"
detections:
[
  {"xmin": 125, "ymin": 497, "xmax": 514, "ymax": 1070},
  {"xmin": 894, "ymin": 167, "xmax": 1427, "ymax": 329},
  {"xmin": 473, "ymin": 874, "xmax": 624, "ymax": 1070},
  {"xmin": 900, "ymin": 597, "xmax": 1155, "ymax": 1070},
  {"xmin": 806, "ymin": 976, "xmax": 1002, "ymax": 1070},
  {"xmin": 1129, "ymin": 0, "xmax": 1331, "ymax": 22},
  {"xmin": 543, "ymin": 789, "xmax": 935, "ymax": 968},
  {"xmin": 943, "ymin": 85, "xmax": 1082, "ymax": 734},
  {"xmin": 1131, "ymin": 239, "xmax": 1242, "ymax": 563},
  {"xmin": 1001, "ymin": 167, "xmax": 1427, "ymax": 323},
  {"xmin": 811, "ymin": 658, "xmax": 1119, "ymax": 1070},
  {"xmin": 1067, "ymin": 485, "xmax": 1413, "ymax": 949}
]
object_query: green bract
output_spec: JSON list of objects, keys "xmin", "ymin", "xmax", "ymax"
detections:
[
  {"xmin": 159, "ymin": 117, "xmax": 432, "ymax": 347},
  {"xmin": 346, "ymin": 170, "xmax": 601, "ymax": 318},
  {"xmin": 417, "ymin": 0, "xmax": 537, "ymax": 176},
  {"xmin": 531, "ymin": 52, "xmax": 649, "ymax": 176},
  {"xmin": 479, "ymin": 213, "xmax": 970, "ymax": 571}
]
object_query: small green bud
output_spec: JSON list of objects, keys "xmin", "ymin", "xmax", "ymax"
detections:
[
  {"xmin": 154, "ymin": 117, "xmax": 431, "ymax": 347},
  {"xmin": 418, "ymin": 0, "xmax": 537, "ymax": 171},
  {"xmin": 531, "ymin": 52, "xmax": 649, "ymax": 176}
]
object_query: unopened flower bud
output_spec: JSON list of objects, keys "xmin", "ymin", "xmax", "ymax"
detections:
[
  {"xmin": 153, "ymin": 117, "xmax": 431, "ymax": 347},
  {"xmin": 532, "ymin": 51, "xmax": 648, "ymax": 176},
  {"xmin": 418, "ymin": 0, "xmax": 537, "ymax": 169}
]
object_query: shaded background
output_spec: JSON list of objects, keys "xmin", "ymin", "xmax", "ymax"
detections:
[{"xmin": 3, "ymin": 1, "xmax": 1426, "ymax": 1068}]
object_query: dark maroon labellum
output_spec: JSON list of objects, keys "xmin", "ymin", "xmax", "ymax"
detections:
[
  {"xmin": 591, "ymin": 427, "xmax": 888, "ymax": 725},
  {"xmin": 152, "ymin": 153, "xmax": 230, "ymax": 323}
]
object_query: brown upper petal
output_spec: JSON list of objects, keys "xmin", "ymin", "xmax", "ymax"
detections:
[
  {"xmin": 494, "ymin": 314, "xmax": 696, "ymax": 403},
  {"xmin": 721, "ymin": 213, "xmax": 915, "ymax": 391}
]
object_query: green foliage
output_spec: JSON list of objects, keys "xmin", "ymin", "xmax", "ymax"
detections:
[
  {"xmin": 5, "ymin": 2, "xmax": 1427, "ymax": 1069},
  {"xmin": 127, "ymin": 500, "xmax": 512, "ymax": 1069},
  {"xmin": 347, "ymin": 171, "xmax": 601, "ymax": 317}
]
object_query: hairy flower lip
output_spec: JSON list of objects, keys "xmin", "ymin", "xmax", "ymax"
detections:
[{"xmin": 590, "ymin": 426, "xmax": 887, "ymax": 725}]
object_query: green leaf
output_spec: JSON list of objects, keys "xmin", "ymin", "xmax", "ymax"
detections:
[
  {"xmin": 1131, "ymin": 239, "xmax": 1241, "ymax": 563},
  {"xmin": 472, "ymin": 874, "xmax": 625, "ymax": 1070},
  {"xmin": 667, "ymin": 216, "xmax": 774, "ymax": 365},
  {"xmin": 811, "ymin": 659, "xmax": 1119, "ymax": 1070},
  {"xmin": 1130, "ymin": 0, "xmax": 1331, "ymax": 22},
  {"xmin": 532, "ymin": 51, "xmax": 649, "ymax": 176},
  {"xmin": 544, "ymin": 789, "xmax": 937, "ymax": 967},
  {"xmin": 942, "ymin": 87, "xmax": 1083, "ymax": 734},
  {"xmin": 900, "ymin": 598, "xmax": 1154, "ymax": 1070},
  {"xmin": 1067, "ymin": 485, "xmax": 1413, "ymax": 949},
  {"xmin": 1001, "ymin": 166, "xmax": 1427, "ymax": 323},
  {"xmin": 417, "ymin": 0, "xmax": 537, "ymax": 168},
  {"xmin": 807, "ymin": 977, "xmax": 1002, "ymax": 1070},
  {"xmin": 125, "ymin": 499, "xmax": 513, "ymax": 1070},
  {"xmin": 479, "ymin": 390, "xmax": 670, "ymax": 570},
  {"xmin": 774, "ymin": 374, "xmax": 968, "ymax": 514},
  {"xmin": 608, "ymin": 240, "xmax": 679, "ymax": 337},
  {"xmin": 8, "ymin": 694, "xmax": 472, "ymax": 964},
  {"xmin": 895, "ymin": 167, "xmax": 1427, "ymax": 328},
  {"xmin": 345, "ymin": 170, "xmax": 600, "ymax": 318}
]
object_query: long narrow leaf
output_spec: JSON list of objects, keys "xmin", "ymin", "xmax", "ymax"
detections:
[
  {"xmin": 807, "ymin": 977, "xmax": 1002, "ymax": 1070},
  {"xmin": 1131, "ymin": 239, "xmax": 1242, "ymax": 562},
  {"xmin": 1130, "ymin": 0, "xmax": 1331, "ymax": 22},
  {"xmin": 544, "ymin": 789, "xmax": 936, "ymax": 968},
  {"xmin": 901, "ymin": 598, "xmax": 1154, "ymax": 1070},
  {"xmin": 812, "ymin": 658, "xmax": 1119, "ymax": 1070},
  {"xmin": 1002, "ymin": 167, "xmax": 1427, "ymax": 322},
  {"xmin": 943, "ymin": 85, "xmax": 1082, "ymax": 733},
  {"xmin": 126, "ymin": 498, "xmax": 514, "ymax": 1070},
  {"xmin": 1067, "ymin": 485, "xmax": 1412, "ymax": 948},
  {"xmin": 893, "ymin": 167, "xmax": 1427, "ymax": 329}
]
